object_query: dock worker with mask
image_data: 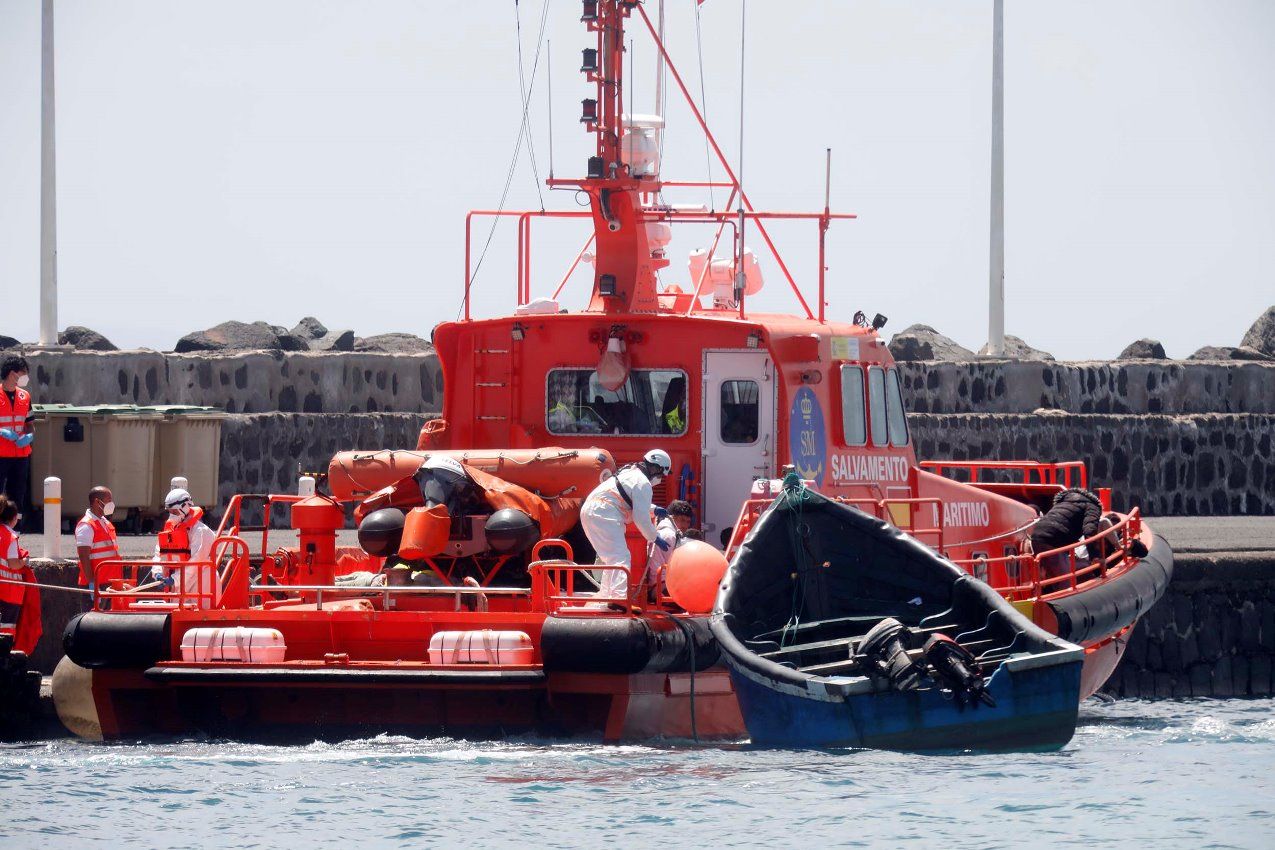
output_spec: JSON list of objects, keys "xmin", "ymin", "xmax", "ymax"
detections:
[
  {"xmin": 579, "ymin": 449, "xmax": 672, "ymax": 602},
  {"xmin": 644, "ymin": 499, "xmax": 694, "ymax": 598},
  {"xmin": 150, "ymin": 488, "xmax": 217, "ymax": 607},
  {"xmin": 75, "ymin": 486, "xmax": 120, "ymax": 593},
  {"xmin": 0, "ymin": 356, "xmax": 35, "ymax": 529}
]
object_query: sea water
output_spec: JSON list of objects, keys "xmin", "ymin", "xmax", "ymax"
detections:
[{"xmin": 2, "ymin": 698, "xmax": 1271, "ymax": 849}]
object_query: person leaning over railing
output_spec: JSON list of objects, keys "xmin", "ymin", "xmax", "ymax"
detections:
[{"xmin": 1029, "ymin": 487, "xmax": 1103, "ymax": 579}]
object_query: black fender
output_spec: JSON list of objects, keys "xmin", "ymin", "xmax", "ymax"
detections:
[
  {"xmin": 63, "ymin": 612, "xmax": 172, "ymax": 670},
  {"xmin": 1044, "ymin": 533, "xmax": 1174, "ymax": 645},
  {"xmin": 541, "ymin": 614, "xmax": 720, "ymax": 674}
]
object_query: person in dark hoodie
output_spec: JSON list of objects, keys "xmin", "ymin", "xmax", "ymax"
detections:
[{"xmin": 1030, "ymin": 488, "xmax": 1103, "ymax": 580}]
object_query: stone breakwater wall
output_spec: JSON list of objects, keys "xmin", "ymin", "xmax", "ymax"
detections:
[
  {"xmin": 20, "ymin": 349, "xmax": 443, "ymax": 414},
  {"xmin": 1104, "ymin": 552, "xmax": 1275, "ymax": 698},
  {"xmin": 907, "ymin": 413, "xmax": 1275, "ymax": 516},
  {"xmin": 897, "ymin": 360, "xmax": 1275, "ymax": 415},
  {"xmin": 217, "ymin": 413, "xmax": 432, "ymax": 506}
]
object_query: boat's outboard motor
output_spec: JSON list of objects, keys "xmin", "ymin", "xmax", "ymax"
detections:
[
  {"xmin": 922, "ymin": 633, "xmax": 996, "ymax": 708},
  {"xmin": 484, "ymin": 508, "xmax": 540, "ymax": 555},
  {"xmin": 858, "ymin": 618, "xmax": 924, "ymax": 690},
  {"xmin": 357, "ymin": 508, "xmax": 406, "ymax": 557}
]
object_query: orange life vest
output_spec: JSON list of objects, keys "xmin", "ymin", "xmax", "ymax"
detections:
[
  {"xmin": 0, "ymin": 387, "xmax": 31, "ymax": 459},
  {"xmin": 157, "ymin": 507, "xmax": 205, "ymax": 561},
  {"xmin": 76, "ymin": 512, "xmax": 120, "ymax": 586},
  {"xmin": 0, "ymin": 524, "xmax": 24, "ymax": 606}
]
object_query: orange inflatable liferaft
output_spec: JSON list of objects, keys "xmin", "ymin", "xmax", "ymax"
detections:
[
  {"xmin": 328, "ymin": 448, "xmax": 615, "ymax": 502},
  {"xmin": 399, "ymin": 504, "xmax": 451, "ymax": 560},
  {"xmin": 665, "ymin": 540, "xmax": 729, "ymax": 615}
]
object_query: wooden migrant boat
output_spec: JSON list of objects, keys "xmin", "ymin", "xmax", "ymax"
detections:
[{"xmin": 711, "ymin": 479, "xmax": 1084, "ymax": 750}]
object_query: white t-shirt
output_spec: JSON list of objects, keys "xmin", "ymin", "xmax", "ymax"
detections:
[
  {"xmin": 74, "ymin": 512, "xmax": 100, "ymax": 548},
  {"xmin": 2, "ymin": 530, "xmax": 18, "ymax": 560}
]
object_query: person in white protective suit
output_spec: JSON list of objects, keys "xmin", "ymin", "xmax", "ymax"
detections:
[
  {"xmin": 579, "ymin": 449, "xmax": 673, "ymax": 602},
  {"xmin": 150, "ymin": 488, "xmax": 218, "ymax": 607}
]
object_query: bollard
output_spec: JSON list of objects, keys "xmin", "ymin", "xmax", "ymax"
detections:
[
  {"xmin": 170, "ymin": 476, "xmax": 189, "ymax": 493},
  {"xmin": 298, "ymin": 475, "xmax": 316, "ymax": 498},
  {"xmin": 44, "ymin": 476, "xmax": 61, "ymax": 559}
]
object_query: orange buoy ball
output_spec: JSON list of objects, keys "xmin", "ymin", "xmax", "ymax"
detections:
[{"xmin": 665, "ymin": 540, "xmax": 729, "ymax": 614}]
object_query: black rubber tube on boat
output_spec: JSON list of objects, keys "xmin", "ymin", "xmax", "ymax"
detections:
[
  {"xmin": 63, "ymin": 612, "xmax": 172, "ymax": 669},
  {"xmin": 1043, "ymin": 533, "xmax": 1174, "ymax": 645}
]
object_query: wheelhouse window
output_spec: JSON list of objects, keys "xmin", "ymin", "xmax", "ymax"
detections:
[
  {"xmin": 884, "ymin": 368, "xmax": 910, "ymax": 447},
  {"xmin": 839, "ymin": 365, "xmax": 866, "ymax": 446},
  {"xmin": 867, "ymin": 366, "xmax": 888, "ymax": 446},
  {"xmin": 546, "ymin": 368, "xmax": 688, "ymax": 436},
  {"xmin": 720, "ymin": 380, "xmax": 759, "ymax": 444}
]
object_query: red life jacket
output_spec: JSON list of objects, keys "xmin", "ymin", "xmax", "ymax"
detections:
[
  {"xmin": 0, "ymin": 524, "xmax": 24, "ymax": 606},
  {"xmin": 0, "ymin": 387, "xmax": 32, "ymax": 459},
  {"xmin": 158, "ymin": 507, "xmax": 206, "ymax": 561},
  {"xmin": 76, "ymin": 512, "xmax": 120, "ymax": 586}
]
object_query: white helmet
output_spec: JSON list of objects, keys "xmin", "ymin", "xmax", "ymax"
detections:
[
  {"xmin": 643, "ymin": 449, "xmax": 672, "ymax": 477},
  {"xmin": 164, "ymin": 488, "xmax": 193, "ymax": 510},
  {"xmin": 423, "ymin": 455, "xmax": 467, "ymax": 479}
]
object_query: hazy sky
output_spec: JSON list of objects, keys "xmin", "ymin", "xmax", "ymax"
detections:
[{"xmin": 1, "ymin": 0, "xmax": 1272, "ymax": 359}]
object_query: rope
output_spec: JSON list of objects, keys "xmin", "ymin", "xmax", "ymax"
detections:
[
  {"xmin": 455, "ymin": 0, "xmax": 552, "ymax": 319},
  {"xmin": 515, "ymin": 0, "xmax": 547, "ymax": 210},
  {"xmin": 0, "ymin": 577, "xmax": 93, "ymax": 595},
  {"xmin": 653, "ymin": 611, "xmax": 698, "ymax": 743},
  {"xmin": 693, "ymin": 0, "xmax": 715, "ymax": 212}
]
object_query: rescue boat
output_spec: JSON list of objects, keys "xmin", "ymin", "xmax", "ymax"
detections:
[{"xmin": 54, "ymin": 0, "xmax": 1170, "ymax": 743}]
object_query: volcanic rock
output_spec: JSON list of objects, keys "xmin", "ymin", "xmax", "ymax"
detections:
[
  {"xmin": 175, "ymin": 321, "xmax": 285, "ymax": 353},
  {"xmin": 887, "ymin": 324, "xmax": 976, "ymax": 361},
  {"xmin": 58, "ymin": 325, "xmax": 118, "ymax": 351},
  {"xmin": 1117, "ymin": 338, "xmax": 1166, "ymax": 360},
  {"xmin": 354, "ymin": 333, "xmax": 434, "ymax": 354},
  {"xmin": 268, "ymin": 325, "xmax": 308, "ymax": 352},
  {"xmin": 1188, "ymin": 345, "xmax": 1274, "ymax": 362},
  {"xmin": 290, "ymin": 316, "xmax": 329, "ymax": 342},
  {"xmin": 0, "ymin": 334, "xmax": 19, "ymax": 350},
  {"xmin": 312, "ymin": 330, "xmax": 355, "ymax": 352},
  {"xmin": 999, "ymin": 335, "xmax": 1055, "ymax": 361},
  {"xmin": 1240, "ymin": 305, "xmax": 1275, "ymax": 357}
]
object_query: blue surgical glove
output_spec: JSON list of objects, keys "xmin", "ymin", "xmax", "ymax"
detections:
[
  {"xmin": 149, "ymin": 565, "xmax": 166, "ymax": 582},
  {"xmin": 14, "ymin": 433, "xmax": 33, "ymax": 448},
  {"xmin": 654, "ymin": 537, "xmax": 670, "ymax": 553},
  {"xmin": 0, "ymin": 428, "xmax": 17, "ymax": 442},
  {"xmin": 653, "ymin": 507, "xmax": 669, "ymax": 521}
]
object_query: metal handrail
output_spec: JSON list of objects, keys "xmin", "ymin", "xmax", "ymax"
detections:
[
  {"xmin": 920, "ymin": 459, "xmax": 1088, "ymax": 490},
  {"xmin": 949, "ymin": 507, "xmax": 1143, "ymax": 599}
]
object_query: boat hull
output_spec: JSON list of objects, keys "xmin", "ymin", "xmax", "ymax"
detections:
[
  {"xmin": 79, "ymin": 665, "xmax": 744, "ymax": 743},
  {"xmin": 725, "ymin": 653, "xmax": 1083, "ymax": 751}
]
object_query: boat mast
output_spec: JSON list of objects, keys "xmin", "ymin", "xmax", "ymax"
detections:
[{"xmin": 575, "ymin": 0, "xmax": 660, "ymax": 314}]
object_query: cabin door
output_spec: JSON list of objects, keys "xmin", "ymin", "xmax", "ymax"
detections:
[{"xmin": 702, "ymin": 350, "xmax": 776, "ymax": 542}]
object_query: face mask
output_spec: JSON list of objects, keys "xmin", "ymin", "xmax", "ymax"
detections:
[
  {"xmin": 101, "ymin": 501, "xmax": 116, "ymax": 517},
  {"xmin": 650, "ymin": 475, "xmax": 664, "ymax": 487},
  {"xmin": 16, "ymin": 375, "xmax": 29, "ymax": 388}
]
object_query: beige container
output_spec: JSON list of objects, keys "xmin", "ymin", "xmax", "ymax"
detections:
[
  {"xmin": 151, "ymin": 408, "xmax": 225, "ymax": 507},
  {"xmin": 28, "ymin": 407, "xmax": 94, "ymax": 520},
  {"xmin": 90, "ymin": 410, "xmax": 160, "ymax": 512},
  {"xmin": 28, "ymin": 405, "xmax": 159, "ymax": 520}
]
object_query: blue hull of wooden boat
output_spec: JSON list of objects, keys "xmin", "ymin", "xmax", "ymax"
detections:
[{"xmin": 726, "ymin": 651, "xmax": 1083, "ymax": 751}]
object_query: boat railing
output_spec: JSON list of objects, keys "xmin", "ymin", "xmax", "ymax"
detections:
[
  {"xmin": 949, "ymin": 508, "xmax": 1144, "ymax": 600},
  {"xmin": 92, "ymin": 536, "xmax": 250, "ymax": 612},
  {"xmin": 246, "ymin": 583, "xmax": 532, "ymax": 611},
  {"xmin": 215, "ymin": 493, "xmax": 308, "ymax": 562},
  {"xmin": 528, "ymin": 560, "xmax": 636, "ymax": 616},
  {"xmin": 919, "ymin": 459, "xmax": 1088, "ymax": 490}
]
